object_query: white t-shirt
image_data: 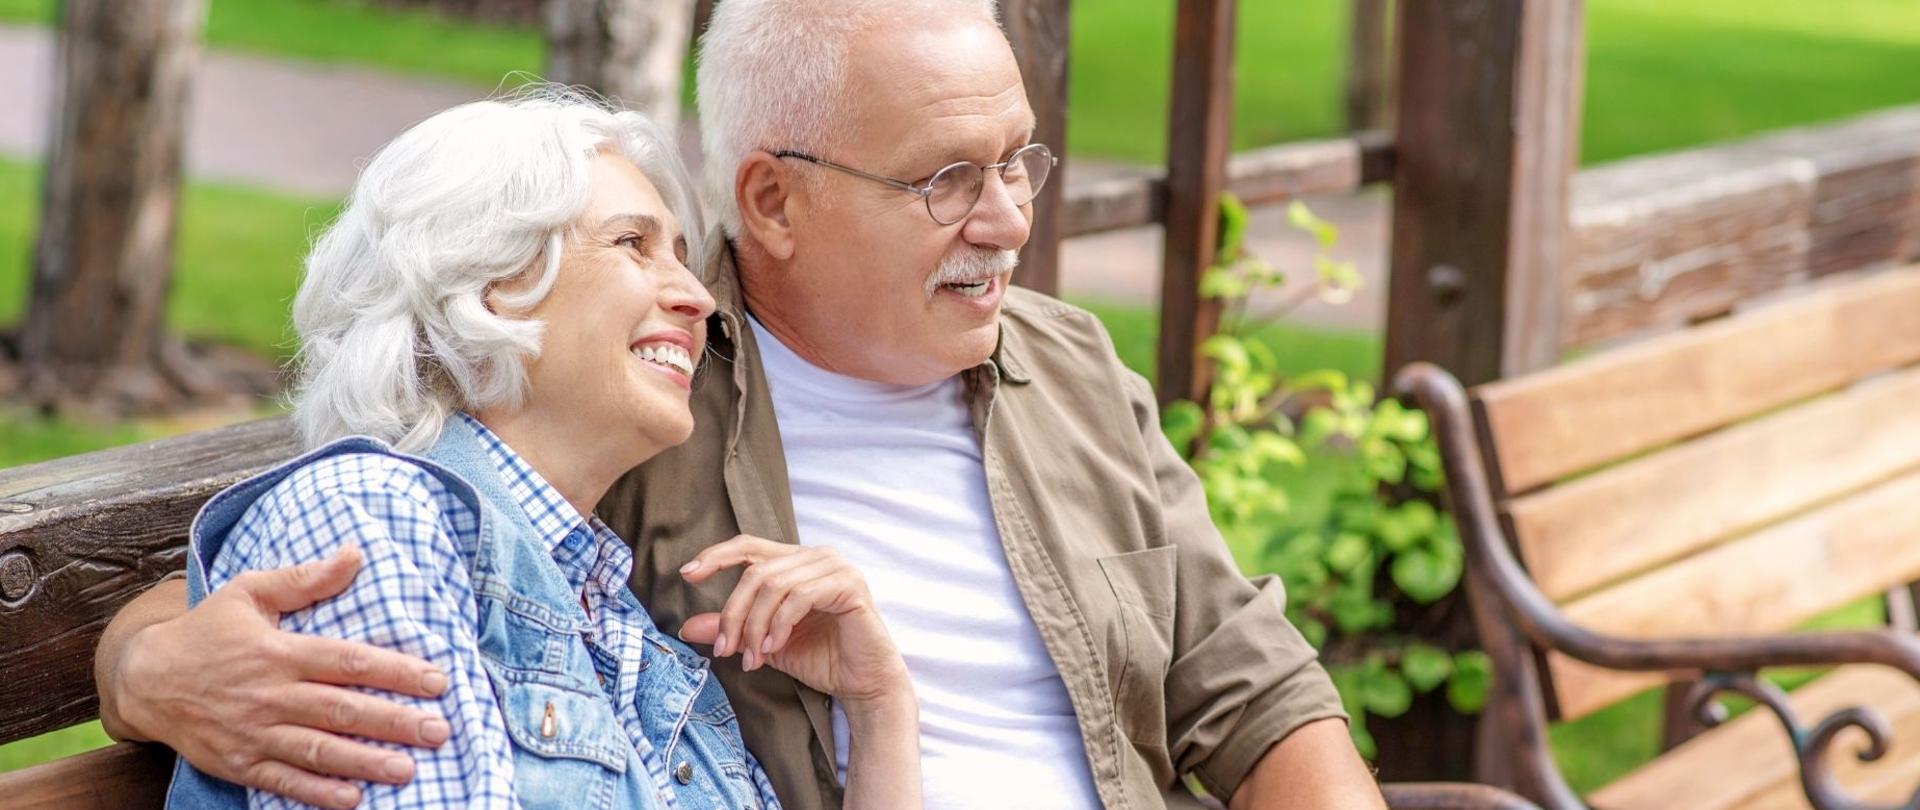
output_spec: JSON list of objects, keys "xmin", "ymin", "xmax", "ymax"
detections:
[{"xmin": 749, "ymin": 315, "xmax": 1102, "ymax": 810}]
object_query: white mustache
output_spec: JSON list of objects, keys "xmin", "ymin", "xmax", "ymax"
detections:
[{"xmin": 924, "ymin": 249, "xmax": 1020, "ymax": 299}]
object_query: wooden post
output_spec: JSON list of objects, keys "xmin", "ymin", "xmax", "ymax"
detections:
[
  {"xmin": 1377, "ymin": 0, "xmax": 1584, "ymax": 783},
  {"xmin": 20, "ymin": 0, "xmax": 206, "ymax": 411},
  {"xmin": 1156, "ymin": 0, "xmax": 1236, "ymax": 409},
  {"xmin": 1344, "ymin": 0, "xmax": 1393, "ymax": 132},
  {"xmin": 1001, "ymin": 0, "xmax": 1069, "ymax": 296},
  {"xmin": 1383, "ymin": 0, "xmax": 1583, "ymax": 387}
]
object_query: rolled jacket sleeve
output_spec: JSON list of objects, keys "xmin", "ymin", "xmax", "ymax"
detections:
[{"xmin": 1123, "ymin": 369, "xmax": 1349, "ymax": 799}]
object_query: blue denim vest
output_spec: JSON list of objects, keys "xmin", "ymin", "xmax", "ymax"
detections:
[{"xmin": 165, "ymin": 418, "xmax": 767, "ymax": 810}]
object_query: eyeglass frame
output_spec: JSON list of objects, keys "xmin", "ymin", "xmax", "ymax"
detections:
[{"xmin": 771, "ymin": 143, "xmax": 1057, "ymax": 225}]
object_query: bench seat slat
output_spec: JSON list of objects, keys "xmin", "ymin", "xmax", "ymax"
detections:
[
  {"xmin": 0, "ymin": 741, "xmax": 175, "ymax": 809},
  {"xmin": 1589, "ymin": 664, "xmax": 1920, "ymax": 810}
]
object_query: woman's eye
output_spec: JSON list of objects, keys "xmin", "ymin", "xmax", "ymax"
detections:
[{"xmin": 617, "ymin": 235, "xmax": 645, "ymax": 251}]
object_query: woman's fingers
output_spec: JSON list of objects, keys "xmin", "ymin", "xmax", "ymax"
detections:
[
  {"xmin": 737, "ymin": 557, "xmax": 842, "ymax": 669},
  {"xmin": 679, "ymin": 534, "xmax": 794, "ymax": 583},
  {"xmin": 766, "ymin": 569, "xmax": 865, "ymax": 654},
  {"xmin": 678, "ymin": 611, "xmax": 723, "ymax": 646},
  {"xmin": 713, "ymin": 550, "xmax": 816, "ymax": 664},
  {"xmin": 685, "ymin": 541, "xmax": 864, "ymax": 672}
]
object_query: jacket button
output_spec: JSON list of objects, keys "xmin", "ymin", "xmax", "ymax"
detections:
[{"xmin": 675, "ymin": 761, "xmax": 693, "ymax": 784}]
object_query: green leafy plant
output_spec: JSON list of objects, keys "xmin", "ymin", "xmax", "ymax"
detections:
[{"xmin": 1164, "ymin": 194, "xmax": 1486, "ymax": 757}]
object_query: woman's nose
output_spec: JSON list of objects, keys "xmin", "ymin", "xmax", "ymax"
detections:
[{"xmin": 663, "ymin": 265, "xmax": 717, "ymax": 321}]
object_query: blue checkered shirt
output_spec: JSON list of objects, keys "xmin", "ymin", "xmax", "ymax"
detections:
[{"xmin": 207, "ymin": 413, "xmax": 783, "ymax": 809}]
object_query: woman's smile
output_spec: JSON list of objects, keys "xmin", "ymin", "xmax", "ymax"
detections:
[{"xmin": 630, "ymin": 332, "xmax": 697, "ymax": 390}]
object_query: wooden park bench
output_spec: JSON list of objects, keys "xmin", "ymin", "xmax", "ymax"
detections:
[
  {"xmin": 0, "ymin": 419, "xmax": 1537, "ymax": 809},
  {"xmin": 1398, "ymin": 263, "xmax": 1920, "ymax": 809}
]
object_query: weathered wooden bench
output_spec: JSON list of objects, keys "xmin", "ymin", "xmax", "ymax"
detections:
[
  {"xmin": 1399, "ymin": 263, "xmax": 1920, "ymax": 809},
  {"xmin": 0, "ymin": 414, "xmax": 1536, "ymax": 808}
]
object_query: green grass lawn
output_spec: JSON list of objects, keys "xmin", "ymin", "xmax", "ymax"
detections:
[
  {"xmin": 1073, "ymin": 0, "xmax": 1920, "ymax": 164},
  {"xmin": 0, "ymin": 0, "xmax": 543, "ymax": 87},
  {"xmin": 2, "ymin": 0, "xmax": 1916, "ymax": 164}
]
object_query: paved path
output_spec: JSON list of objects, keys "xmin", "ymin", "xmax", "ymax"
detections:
[{"xmin": 0, "ymin": 23, "xmax": 1387, "ymax": 331}]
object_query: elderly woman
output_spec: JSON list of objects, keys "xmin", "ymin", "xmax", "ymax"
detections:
[{"xmin": 164, "ymin": 91, "xmax": 920, "ymax": 810}]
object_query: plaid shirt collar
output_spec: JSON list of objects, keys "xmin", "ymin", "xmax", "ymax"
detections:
[{"xmin": 455, "ymin": 413, "xmax": 630, "ymax": 598}]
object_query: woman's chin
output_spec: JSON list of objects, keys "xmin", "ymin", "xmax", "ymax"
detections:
[{"xmin": 622, "ymin": 394, "xmax": 698, "ymax": 453}]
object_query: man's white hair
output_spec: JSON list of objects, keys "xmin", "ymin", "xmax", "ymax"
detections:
[
  {"xmin": 290, "ymin": 86, "xmax": 703, "ymax": 453},
  {"xmin": 696, "ymin": 0, "xmax": 1003, "ymax": 238}
]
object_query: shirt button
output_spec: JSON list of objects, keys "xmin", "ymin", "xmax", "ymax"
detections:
[{"xmin": 675, "ymin": 761, "xmax": 693, "ymax": 785}]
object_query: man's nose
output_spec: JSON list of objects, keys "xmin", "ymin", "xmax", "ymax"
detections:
[{"xmin": 960, "ymin": 170, "xmax": 1033, "ymax": 252}]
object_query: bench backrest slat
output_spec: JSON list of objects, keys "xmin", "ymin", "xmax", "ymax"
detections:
[
  {"xmin": 0, "ymin": 418, "xmax": 298, "ymax": 744},
  {"xmin": 1506, "ymin": 363, "xmax": 1920, "ymax": 602},
  {"xmin": 1468, "ymin": 264, "xmax": 1920, "ymax": 722},
  {"xmin": 1476, "ymin": 267, "xmax": 1920, "ymax": 494},
  {"xmin": 1548, "ymin": 465, "xmax": 1920, "ymax": 717}
]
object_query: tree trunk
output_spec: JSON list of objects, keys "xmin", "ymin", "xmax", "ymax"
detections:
[
  {"xmin": 544, "ymin": 0, "xmax": 691, "ymax": 134},
  {"xmin": 19, "ymin": 0, "xmax": 207, "ymax": 412}
]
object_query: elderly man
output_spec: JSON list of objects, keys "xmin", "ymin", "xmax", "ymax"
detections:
[{"xmin": 92, "ymin": 1, "xmax": 1384, "ymax": 808}]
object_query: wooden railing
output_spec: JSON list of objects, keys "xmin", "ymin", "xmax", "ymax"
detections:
[{"xmin": 1564, "ymin": 104, "xmax": 1920, "ymax": 351}]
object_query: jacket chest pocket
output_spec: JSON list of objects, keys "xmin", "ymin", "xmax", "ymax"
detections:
[
  {"xmin": 1098, "ymin": 546, "xmax": 1177, "ymax": 743},
  {"xmin": 486, "ymin": 664, "xmax": 640, "ymax": 810},
  {"xmin": 477, "ymin": 596, "xmax": 648, "ymax": 810}
]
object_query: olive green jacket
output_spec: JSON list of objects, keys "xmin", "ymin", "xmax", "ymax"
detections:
[{"xmin": 602, "ymin": 242, "xmax": 1345, "ymax": 809}]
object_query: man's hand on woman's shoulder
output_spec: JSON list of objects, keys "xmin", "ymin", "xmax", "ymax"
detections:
[{"xmin": 98, "ymin": 546, "xmax": 452, "ymax": 810}]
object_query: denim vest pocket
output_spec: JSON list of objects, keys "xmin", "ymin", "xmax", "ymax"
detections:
[{"xmin": 485, "ymin": 662, "xmax": 632, "ymax": 809}]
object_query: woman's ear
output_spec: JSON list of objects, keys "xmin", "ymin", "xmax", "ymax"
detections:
[{"xmin": 736, "ymin": 152, "xmax": 797, "ymax": 261}]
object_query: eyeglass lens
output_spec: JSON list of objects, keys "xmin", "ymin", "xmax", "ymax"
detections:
[{"xmin": 925, "ymin": 145, "xmax": 1054, "ymax": 225}]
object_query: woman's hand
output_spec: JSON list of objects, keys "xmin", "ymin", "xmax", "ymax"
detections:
[
  {"xmin": 680, "ymin": 535, "xmax": 923, "ymax": 810},
  {"xmin": 677, "ymin": 535, "xmax": 912, "ymax": 706}
]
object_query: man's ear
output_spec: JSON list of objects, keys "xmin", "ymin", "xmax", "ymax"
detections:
[{"xmin": 736, "ymin": 152, "xmax": 797, "ymax": 261}]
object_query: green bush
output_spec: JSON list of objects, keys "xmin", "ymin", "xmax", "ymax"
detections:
[{"xmin": 1164, "ymin": 196, "xmax": 1484, "ymax": 756}]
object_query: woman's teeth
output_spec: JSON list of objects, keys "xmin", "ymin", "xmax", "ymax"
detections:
[
  {"xmin": 633, "ymin": 343, "xmax": 694, "ymax": 376},
  {"xmin": 944, "ymin": 279, "xmax": 992, "ymax": 298}
]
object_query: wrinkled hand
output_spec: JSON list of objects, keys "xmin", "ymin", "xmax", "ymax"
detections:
[
  {"xmin": 679, "ymin": 536, "xmax": 911, "ymax": 705},
  {"xmin": 111, "ymin": 546, "xmax": 451, "ymax": 809}
]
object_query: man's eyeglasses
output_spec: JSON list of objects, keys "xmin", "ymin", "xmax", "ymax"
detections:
[{"xmin": 773, "ymin": 143, "xmax": 1056, "ymax": 226}]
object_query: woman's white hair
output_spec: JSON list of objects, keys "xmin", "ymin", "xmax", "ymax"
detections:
[
  {"xmin": 695, "ymin": 0, "xmax": 1002, "ymax": 238},
  {"xmin": 290, "ymin": 85, "xmax": 703, "ymax": 452}
]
